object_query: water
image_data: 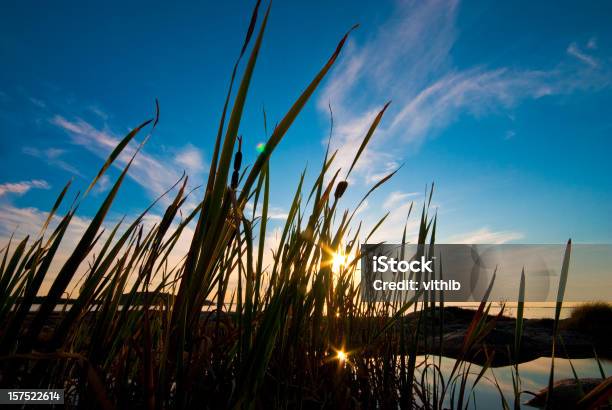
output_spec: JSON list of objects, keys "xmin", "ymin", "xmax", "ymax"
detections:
[{"xmin": 416, "ymin": 355, "xmax": 612, "ymax": 408}]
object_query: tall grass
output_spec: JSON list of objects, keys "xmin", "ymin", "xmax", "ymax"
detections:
[{"xmin": 0, "ymin": 3, "xmax": 584, "ymax": 409}]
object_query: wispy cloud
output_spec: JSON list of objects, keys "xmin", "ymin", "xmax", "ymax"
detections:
[
  {"xmin": 354, "ymin": 199, "xmax": 369, "ymax": 215},
  {"xmin": 93, "ymin": 174, "xmax": 111, "ymax": 195},
  {"xmin": 0, "ymin": 204, "xmax": 88, "ymax": 247},
  {"xmin": 567, "ymin": 42, "xmax": 599, "ymax": 68},
  {"xmin": 23, "ymin": 146, "xmax": 83, "ymax": 177},
  {"xmin": 319, "ymin": 0, "xmax": 459, "ymax": 180},
  {"xmin": 89, "ymin": 105, "xmax": 109, "ymax": 121},
  {"xmin": 382, "ymin": 191, "xmax": 419, "ymax": 209},
  {"xmin": 0, "ymin": 179, "xmax": 50, "ymax": 197},
  {"xmin": 174, "ymin": 144, "xmax": 205, "ymax": 176},
  {"xmin": 50, "ymin": 115, "xmax": 206, "ymax": 201},
  {"xmin": 319, "ymin": 0, "xmax": 612, "ymax": 183},
  {"xmin": 244, "ymin": 201, "xmax": 288, "ymax": 220},
  {"xmin": 368, "ymin": 200, "xmax": 420, "ymax": 243},
  {"xmin": 29, "ymin": 97, "xmax": 46, "ymax": 108},
  {"xmin": 383, "ymin": 66, "xmax": 591, "ymax": 147},
  {"xmin": 446, "ymin": 227, "xmax": 524, "ymax": 244}
]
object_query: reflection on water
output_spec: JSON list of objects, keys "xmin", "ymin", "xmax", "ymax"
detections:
[
  {"xmin": 34, "ymin": 303, "xmax": 584, "ymax": 319},
  {"xmin": 443, "ymin": 304, "xmax": 582, "ymax": 319},
  {"xmin": 417, "ymin": 356, "xmax": 612, "ymax": 409}
]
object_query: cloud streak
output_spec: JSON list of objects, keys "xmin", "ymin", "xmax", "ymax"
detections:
[
  {"xmin": 50, "ymin": 115, "xmax": 207, "ymax": 202},
  {"xmin": 0, "ymin": 179, "xmax": 50, "ymax": 197},
  {"xmin": 319, "ymin": 0, "xmax": 612, "ymax": 183},
  {"xmin": 382, "ymin": 191, "xmax": 419, "ymax": 209},
  {"xmin": 446, "ymin": 227, "xmax": 524, "ymax": 244},
  {"xmin": 244, "ymin": 201, "xmax": 289, "ymax": 221},
  {"xmin": 23, "ymin": 146, "xmax": 83, "ymax": 177},
  {"xmin": 567, "ymin": 42, "xmax": 599, "ymax": 68}
]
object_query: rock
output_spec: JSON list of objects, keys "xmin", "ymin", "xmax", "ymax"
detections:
[
  {"xmin": 524, "ymin": 378, "xmax": 602, "ymax": 409},
  {"xmin": 406, "ymin": 307, "xmax": 611, "ymax": 367}
]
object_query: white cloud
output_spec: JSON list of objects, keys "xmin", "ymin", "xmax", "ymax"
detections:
[
  {"xmin": 368, "ymin": 200, "xmax": 420, "ymax": 243},
  {"xmin": 174, "ymin": 144, "xmax": 205, "ymax": 175},
  {"xmin": 319, "ymin": 0, "xmax": 459, "ymax": 181},
  {"xmin": 587, "ymin": 37, "xmax": 598, "ymax": 50},
  {"xmin": 50, "ymin": 115, "xmax": 206, "ymax": 202},
  {"xmin": 446, "ymin": 227, "xmax": 524, "ymax": 244},
  {"xmin": 0, "ymin": 204, "xmax": 89, "ymax": 247},
  {"xmin": 384, "ymin": 66, "xmax": 586, "ymax": 147},
  {"xmin": 93, "ymin": 174, "xmax": 111, "ymax": 195},
  {"xmin": 364, "ymin": 160, "xmax": 401, "ymax": 184},
  {"xmin": 382, "ymin": 190, "xmax": 419, "ymax": 209},
  {"xmin": 244, "ymin": 201, "xmax": 288, "ymax": 220},
  {"xmin": 354, "ymin": 199, "xmax": 369, "ymax": 215},
  {"xmin": 318, "ymin": 0, "xmax": 612, "ymax": 183},
  {"xmin": 43, "ymin": 148, "xmax": 64, "ymax": 159},
  {"xmin": 260, "ymin": 226, "xmax": 283, "ymax": 271},
  {"xmin": 23, "ymin": 146, "xmax": 83, "ymax": 176},
  {"xmin": 0, "ymin": 179, "xmax": 50, "ymax": 197},
  {"xmin": 89, "ymin": 106, "xmax": 109, "ymax": 120},
  {"xmin": 567, "ymin": 42, "xmax": 599, "ymax": 68},
  {"xmin": 268, "ymin": 209, "xmax": 289, "ymax": 220},
  {"xmin": 323, "ymin": 107, "xmax": 392, "ymax": 182},
  {"xmin": 29, "ymin": 97, "xmax": 46, "ymax": 108}
]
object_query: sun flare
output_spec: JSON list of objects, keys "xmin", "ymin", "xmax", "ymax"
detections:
[{"xmin": 331, "ymin": 251, "xmax": 347, "ymax": 273}]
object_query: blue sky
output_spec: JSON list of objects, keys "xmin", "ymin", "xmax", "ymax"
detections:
[{"xmin": 1, "ymin": 0, "xmax": 611, "ymax": 248}]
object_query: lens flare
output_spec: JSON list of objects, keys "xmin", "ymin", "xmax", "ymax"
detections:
[
  {"xmin": 336, "ymin": 350, "xmax": 347, "ymax": 362},
  {"xmin": 331, "ymin": 251, "xmax": 347, "ymax": 273},
  {"xmin": 256, "ymin": 142, "xmax": 266, "ymax": 153}
]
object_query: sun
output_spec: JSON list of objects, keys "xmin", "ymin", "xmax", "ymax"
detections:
[
  {"xmin": 331, "ymin": 251, "xmax": 347, "ymax": 273},
  {"xmin": 336, "ymin": 350, "xmax": 347, "ymax": 362}
]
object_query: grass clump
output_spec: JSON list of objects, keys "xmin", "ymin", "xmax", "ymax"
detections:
[{"xmin": 563, "ymin": 302, "xmax": 612, "ymax": 338}]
